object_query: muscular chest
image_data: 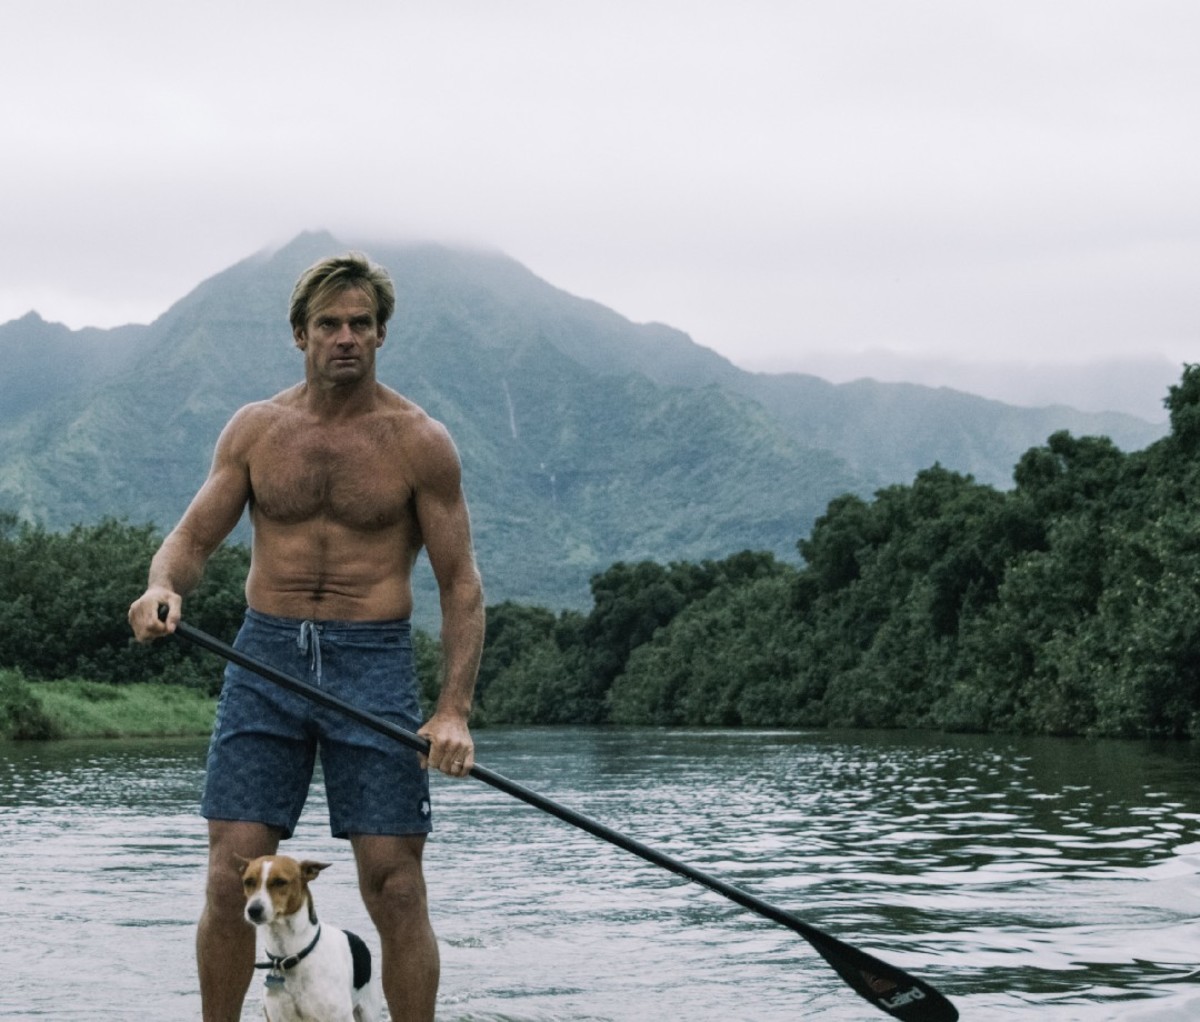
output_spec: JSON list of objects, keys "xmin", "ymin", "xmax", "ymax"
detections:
[{"xmin": 250, "ymin": 421, "xmax": 413, "ymax": 530}]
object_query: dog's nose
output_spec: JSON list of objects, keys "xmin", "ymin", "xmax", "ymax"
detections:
[{"xmin": 247, "ymin": 901, "xmax": 266, "ymax": 922}]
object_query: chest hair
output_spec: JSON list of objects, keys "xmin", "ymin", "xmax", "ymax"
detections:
[{"xmin": 250, "ymin": 418, "xmax": 413, "ymax": 531}]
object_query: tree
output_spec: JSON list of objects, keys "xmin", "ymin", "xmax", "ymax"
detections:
[{"xmin": 0, "ymin": 517, "xmax": 249, "ymax": 689}]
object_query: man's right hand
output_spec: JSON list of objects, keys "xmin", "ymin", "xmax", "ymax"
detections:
[{"xmin": 128, "ymin": 588, "xmax": 181, "ymax": 642}]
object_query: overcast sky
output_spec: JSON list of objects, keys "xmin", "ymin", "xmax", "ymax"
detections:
[{"xmin": 4, "ymin": 0, "xmax": 1198, "ymax": 377}]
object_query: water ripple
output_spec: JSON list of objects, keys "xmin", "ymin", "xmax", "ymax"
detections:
[{"xmin": 2, "ymin": 728, "xmax": 1199, "ymax": 1019}]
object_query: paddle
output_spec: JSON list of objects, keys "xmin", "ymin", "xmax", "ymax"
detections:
[{"xmin": 164, "ymin": 612, "xmax": 959, "ymax": 1021}]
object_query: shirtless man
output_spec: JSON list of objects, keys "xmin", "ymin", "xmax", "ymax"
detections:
[{"xmin": 127, "ymin": 252, "xmax": 484, "ymax": 1022}]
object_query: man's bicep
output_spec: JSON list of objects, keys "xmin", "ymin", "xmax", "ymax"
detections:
[
  {"xmin": 177, "ymin": 465, "xmax": 249, "ymax": 551},
  {"xmin": 414, "ymin": 433, "xmax": 479, "ymax": 591},
  {"xmin": 173, "ymin": 419, "xmax": 253, "ymax": 554}
]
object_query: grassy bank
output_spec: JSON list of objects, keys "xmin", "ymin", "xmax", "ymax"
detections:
[{"xmin": 0, "ymin": 670, "xmax": 215, "ymax": 740}]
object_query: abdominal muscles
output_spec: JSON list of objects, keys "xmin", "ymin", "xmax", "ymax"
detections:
[{"xmin": 246, "ymin": 511, "xmax": 419, "ymax": 622}]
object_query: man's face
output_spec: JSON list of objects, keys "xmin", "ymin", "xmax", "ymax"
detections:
[{"xmin": 294, "ymin": 286, "xmax": 385, "ymax": 388}]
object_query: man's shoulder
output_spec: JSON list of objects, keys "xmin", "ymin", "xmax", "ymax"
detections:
[
  {"xmin": 232, "ymin": 387, "xmax": 304, "ymax": 421},
  {"xmin": 219, "ymin": 389, "xmax": 303, "ymax": 445},
  {"xmin": 371, "ymin": 387, "xmax": 460, "ymax": 469},
  {"xmin": 374, "ymin": 386, "xmax": 446, "ymax": 434}
]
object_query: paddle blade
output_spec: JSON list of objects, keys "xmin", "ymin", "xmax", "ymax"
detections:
[{"xmin": 798, "ymin": 922, "xmax": 958, "ymax": 1021}]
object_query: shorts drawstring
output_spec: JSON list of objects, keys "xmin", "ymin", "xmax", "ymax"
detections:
[{"xmin": 297, "ymin": 620, "xmax": 323, "ymax": 685}]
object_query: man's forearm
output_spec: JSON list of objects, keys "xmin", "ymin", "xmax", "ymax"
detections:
[
  {"xmin": 147, "ymin": 528, "xmax": 214, "ymax": 598},
  {"xmin": 436, "ymin": 576, "xmax": 485, "ymax": 718}
]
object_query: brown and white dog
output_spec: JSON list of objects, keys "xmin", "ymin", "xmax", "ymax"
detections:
[{"xmin": 236, "ymin": 854, "xmax": 383, "ymax": 1022}]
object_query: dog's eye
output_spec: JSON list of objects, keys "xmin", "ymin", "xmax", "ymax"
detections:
[{"xmin": 269, "ymin": 877, "xmax": 288, "ymax": 888}]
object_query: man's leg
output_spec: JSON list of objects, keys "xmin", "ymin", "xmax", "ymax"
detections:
[
  {"xmin": 351, "ymin": 833, "xmax": 440, "ymax": 1022},
  {"xmin": 197, "ymin": 819, "xmax": 282, "ymax": 1022}
]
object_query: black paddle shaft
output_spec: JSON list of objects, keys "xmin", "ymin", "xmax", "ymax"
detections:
[{"xmin": 167, "ymin": 615, "xmax": 958, "ymax": 1021}]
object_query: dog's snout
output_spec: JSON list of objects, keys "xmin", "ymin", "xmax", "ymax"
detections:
[{"xmin": 247, "ymin": 900, "xmax": 266, "ymax": 922}]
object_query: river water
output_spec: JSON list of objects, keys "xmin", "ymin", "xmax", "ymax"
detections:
[{"xmin": 2, "ymin": 727, "xmax": 1199, "ymax": 1021}]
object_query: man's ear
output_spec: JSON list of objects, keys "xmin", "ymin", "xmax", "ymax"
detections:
[
  {"xmin": 294, "ymin": 327, "xmax": 307, "ymax": 351},
  {"xmin": 377, "ymin": 323, "xmax": 386, "ymax": 346}
]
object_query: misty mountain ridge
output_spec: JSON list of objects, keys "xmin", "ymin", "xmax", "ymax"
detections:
[
  {"xmin": 766, "ymin": 348, "xmax": 1180, "ymax": 423},
  {"xmin": 0, "ymin": 231, "xmax": 1169, "ymax": 614}
]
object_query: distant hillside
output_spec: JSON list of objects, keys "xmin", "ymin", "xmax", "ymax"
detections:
[
  {"xmin": 787, "ymin": 349, "xmax": 1180, "ymax": 423},
  {"xmin": 0, "ymin": 231, "xmax": 1167, "ymax": 617}
]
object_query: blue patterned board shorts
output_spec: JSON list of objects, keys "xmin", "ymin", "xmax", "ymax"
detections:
[{"xmin": 200, "ymin": 609, "xmax": 432, "ymax": 839}]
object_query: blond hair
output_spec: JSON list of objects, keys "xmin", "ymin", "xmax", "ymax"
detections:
[{"xmin": 289, "ymin": 253, "xmax": 396, "ymax": 333}]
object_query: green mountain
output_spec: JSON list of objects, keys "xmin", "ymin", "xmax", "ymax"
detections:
[{"xmin": 0, "ymin": 231, "xmax": 1166, "ymax": 614}]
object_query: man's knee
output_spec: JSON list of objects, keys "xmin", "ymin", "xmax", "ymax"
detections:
[
  {"xmin": 354, "ymin": 836, "xmax": 429, "ymax": 921},
  {"xmin": 361, "ymin": 860, "xmax": 428, "ymax": 917}
]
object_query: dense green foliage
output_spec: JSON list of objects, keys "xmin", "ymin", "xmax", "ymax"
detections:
[
  {"xmin": 0, "ymin": 670, "xmax": 59, "ymax": 739},
  {"xmin": 0, "ymin": 514, "xmax": 249, "ymax": 691},
  {"xmin": 3, "ymin": 367, "xmax": 1198, "ymax": 740},
  {"xmin": 472, "ymin": 367, "xmax": 1200, "ymax": 738}
]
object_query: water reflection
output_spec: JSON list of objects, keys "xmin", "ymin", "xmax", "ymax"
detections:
[{"xmin": 1, "ymin": 729, "xmax": 1199, "ymax": 1020}]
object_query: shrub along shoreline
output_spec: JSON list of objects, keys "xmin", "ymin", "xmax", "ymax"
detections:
[{"xmin": 0, "ymin": 671, "xmax": 215, "ymax": 740}]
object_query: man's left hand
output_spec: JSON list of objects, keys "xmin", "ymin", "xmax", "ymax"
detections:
[{"xmin": 417, "ymin": 712, "xmax": 475, "ymax": 778}]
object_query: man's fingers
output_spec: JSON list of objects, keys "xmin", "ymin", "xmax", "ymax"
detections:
[
  {"xmin": 418, "ymin": 730, "xmax": 474, "ymax": 777},
  {"xmin": 127, "ymin": 592, "xmax": 181, "ymax": 643},
  {"xmin": 447, "ymin": 751, "xmax": 474, "ymax": 776}
]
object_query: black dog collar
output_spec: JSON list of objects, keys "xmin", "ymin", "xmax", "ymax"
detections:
[{"xmin": 256, "ymin": 924, "xmax": 322, "ymax": 975}]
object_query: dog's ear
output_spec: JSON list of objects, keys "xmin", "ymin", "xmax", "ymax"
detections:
[
  {"xmin": 300, "ymin": 860, "xmax": 331, "ymax": 883},
  {"xmin": 232, "ymin": 853, "xmax": 252, "ymax": 875}
]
